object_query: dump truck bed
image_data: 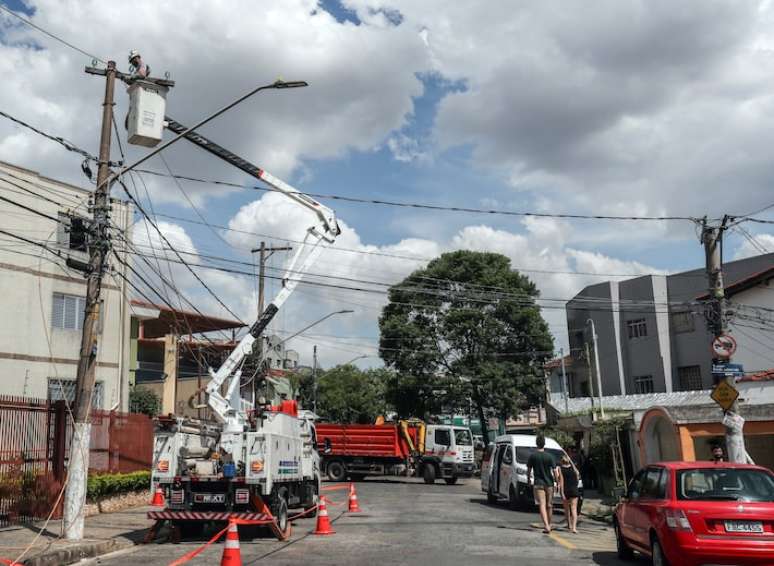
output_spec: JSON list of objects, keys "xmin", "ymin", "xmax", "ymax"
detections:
[{"xmin": 316, "ymin": 423, "xmax": 417, "ymax": 460}]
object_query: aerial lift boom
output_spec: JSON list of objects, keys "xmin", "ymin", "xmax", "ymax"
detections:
[{"xmin": 163, "ymin": 116, "xmax": 341, "ymax": 456}]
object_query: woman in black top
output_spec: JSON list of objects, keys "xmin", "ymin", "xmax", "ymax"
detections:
[{"xmin": 558, "ymin": 455, "xmax": 580, "ymax": 533}]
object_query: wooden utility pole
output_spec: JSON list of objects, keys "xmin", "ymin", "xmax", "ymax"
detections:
[
  {"xmin": 702, "ymin": 216, "xmax": 746, "ymax": 463},
  {"xmin": 64, "ymin": 60, "xmax": 117, "ymax": 540}
]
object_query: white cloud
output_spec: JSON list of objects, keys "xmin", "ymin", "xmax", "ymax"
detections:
[{"xmin": 733, "ymin": 232, "xmax": 774, "ymax": 260}]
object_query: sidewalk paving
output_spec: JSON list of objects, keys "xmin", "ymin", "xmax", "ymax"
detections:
[
  {"xmin": 0, "ymin": 506, "xmax": 153, "ymax": 566},
  {"xmin": 580, "ymin": 490, "xmax": 617, "ymax": 524}
]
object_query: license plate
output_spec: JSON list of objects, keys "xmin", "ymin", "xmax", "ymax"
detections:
[
  {"xmin": 193, "ymin": 493, "xmax": 225, "ymax": 504},
  {"xmin": 725, "ymin": 520, "xmax": 763, "ymax": 533}
]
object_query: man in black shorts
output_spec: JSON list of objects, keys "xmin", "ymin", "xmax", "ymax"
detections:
[{"xmin": 527, "ymin": 435, "xmax": 557, "ymax": 533}]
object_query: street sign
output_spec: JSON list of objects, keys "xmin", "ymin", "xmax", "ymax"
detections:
[
  {"xmin": 711, "ymin": 380, "xmax": 739, "ymax": 411},
  {"xmin": 712, "ymin": 362, "xmax": 745, "ymax": 383},
  {"xmin": 711, "ymin": 334, "xmax": 737, "ymax": 359}
]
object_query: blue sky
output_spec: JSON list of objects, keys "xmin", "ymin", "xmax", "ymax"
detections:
[{"xmin": 2, "ymin": 0, "xmax": 774, "ymax": 367}]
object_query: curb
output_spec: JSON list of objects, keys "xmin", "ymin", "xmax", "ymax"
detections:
[{"xmin": 18, "ymin": 539, "xmax": 133, "ymax": 566}]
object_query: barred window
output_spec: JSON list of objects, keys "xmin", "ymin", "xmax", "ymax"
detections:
[
  {"xmin": 627, "ymin": 318, "xmax": 648, "ymax": 339},
  {"xmin": 47, "ymin": 378, "xmax": 103, "ymax": 409},
  {"xmin": 671, "ymin": 311, "xmax": 695, "ymax": 334},
  {"xmin": 634, "ymin": 375, "xmax": 654, "ymax": 394},
  {"xmin": 678, "ymin": 365, "xmax": 703, "ymax": 391}
]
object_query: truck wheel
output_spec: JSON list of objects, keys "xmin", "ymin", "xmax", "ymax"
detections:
[
  {"xmin": 423, "ymin": 464, "xmax": 436, "ymax": 484},
  {"xmin": 444, "ymin": 477, "xmax": 458, "ymax": 485},
  {"xmin": 304, "ymin": 477, "xmax": 319, "ymax": 518},
  {"xmin": 327, "ymin": 460, "xmax": 347, "ymax": 482},
  {"xmin": 509, "ymin": 485, "xmax": 520, "ymax": 510}
]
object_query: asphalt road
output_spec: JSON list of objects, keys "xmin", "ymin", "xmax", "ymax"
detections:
[{"xmin": 87, "ymin": 478, "xmax": 651, "ymax": 566}]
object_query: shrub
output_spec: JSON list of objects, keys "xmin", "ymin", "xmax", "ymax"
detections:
[
  {"xmin": 129, "ymin": 387, "xmax": 161, "ymax": 417},
  {"xmin": 87, "ymin": 470, "xmax": 151, "ymax": 501}
]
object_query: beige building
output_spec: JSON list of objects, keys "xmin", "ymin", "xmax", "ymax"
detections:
[{"xmin": 0, "ymin": 161, "xmax": 133, "ymax": 410}]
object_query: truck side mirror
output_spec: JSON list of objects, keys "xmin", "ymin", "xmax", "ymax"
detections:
[{"xmin": 323, "ymin": 438, "xmax": 332, "ymax": 455}]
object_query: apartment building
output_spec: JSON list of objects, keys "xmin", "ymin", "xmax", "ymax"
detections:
[
  {"xmin": 0, "ymin": 161, "xmax": 133, "ymax": 410},
  {"xmin": 565, "ymin": 252, "xmax": 774, "ymax": 397}
]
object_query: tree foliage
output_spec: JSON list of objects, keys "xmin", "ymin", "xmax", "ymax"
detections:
[
  {"xmin": 316, "ymin": 365, "xmax": 389, "ymax": 424},
  {"xmin": 378, "ymin": 250, "xmax": 553, "ymax": 439},
  {"xmin": 129, "ymin": 386, "xmax": 160, "ymax": 417}
]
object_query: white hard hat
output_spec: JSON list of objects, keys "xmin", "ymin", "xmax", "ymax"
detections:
[{"xmin": 128, "ymin": 49, "xmax": 140, "ymax": 63}]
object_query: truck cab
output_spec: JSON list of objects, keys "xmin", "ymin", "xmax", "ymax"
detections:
[{"xmin": 420, "ymin": 425, "xmax": 476, "ymax": 485}]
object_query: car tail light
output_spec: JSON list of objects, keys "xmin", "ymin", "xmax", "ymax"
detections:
[
  {"xmin": 170, "ymin": 489, "xmax": 184, "ymax": 505},
  {"xmin": 447, "ymin": 451, "xmax": 457, "ymax": 456},
  {"xmin": 235, "ymin": 489, "xmax": 249, "ymax": 504},
  {"xmin": 157, "ymin": 460, "xmax": 169, "ymax": 472},
  {"xmin": 250, "ymin": 460, "xmax": 264, "ymax": 473},
  {"xmin": 665, "ymin": 508, "xmax": 693, "ymax": 531}
]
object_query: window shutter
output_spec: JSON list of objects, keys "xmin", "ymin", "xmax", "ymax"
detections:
[
  {"xmin": 52, "ymin": 294, "xmax": 65, "ymax": 329},
  {"xmin": 64, "ymin": 296, "xmax": 77, "ymax": 330}
]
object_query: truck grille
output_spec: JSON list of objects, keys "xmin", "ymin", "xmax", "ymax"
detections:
[{"xmin": 462, "ymin": 452, "xmax": 474, "ymax": 462}]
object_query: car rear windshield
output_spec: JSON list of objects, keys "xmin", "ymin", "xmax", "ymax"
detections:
[
  {"xmin": 515, "ymin": 447, "xmax": 564, "ymax": 464},
  {"xmin": 454, "ymin": 429, "xmax": 473, "ymax": 446},
  {"xmin": 677, "ymin": 468, "xmax": 774, "ymax": 502}
]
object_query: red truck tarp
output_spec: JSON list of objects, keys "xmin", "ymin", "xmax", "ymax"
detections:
[{"xmin": 316, "ymin": 423, "xmax": 417, "ymax": 460}]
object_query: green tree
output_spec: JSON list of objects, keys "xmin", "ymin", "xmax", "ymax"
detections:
[
  {"xmin": 378, "ymin": 250, "xmax": 553, "ymax": 440},
  {"xmin": 317, "ymin": 365, "xmax": 388, "ymax": 423},
  {"xmin": 129, "ymin": 386, "xmax": 160, "ymax": 417}
]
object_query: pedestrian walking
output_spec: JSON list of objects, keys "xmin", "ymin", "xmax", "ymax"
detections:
[
  {"xmin": 527, "ymin": 435, "xmax": 557, "ymax": 533},
  {"xmin": 558, "ymin": 455, "xmax": 580, "ymax": 533}
]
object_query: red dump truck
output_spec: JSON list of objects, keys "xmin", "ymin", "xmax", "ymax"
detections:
[{"xmin": 316, "ymin": 421, "xmax": 475, "ymax": 485}]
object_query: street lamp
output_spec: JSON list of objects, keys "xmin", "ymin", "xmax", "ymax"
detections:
[
  {"xmin": 342, "ymin": 354, "xmax": 371, "ymax": 366},
  {"xmin": 586, "ymin": 318, "xmax": 605, "ymax": 419},
  {"xmin": 276, "ymin": 309, "xmax": 353, "ymax": 348}
]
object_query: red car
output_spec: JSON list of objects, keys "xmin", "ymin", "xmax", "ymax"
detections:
[{"xmin": 614, "ymin": 461, "xmax": 774, "ymax": 566}]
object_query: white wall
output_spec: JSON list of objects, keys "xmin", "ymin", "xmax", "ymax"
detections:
[
  {"xmin": 0, "ymin": 161, "xmax": 132, "ymax": 410},
  {"xmin": 729, "ymin": 284, "xmax": 774, "ymax": 375}
]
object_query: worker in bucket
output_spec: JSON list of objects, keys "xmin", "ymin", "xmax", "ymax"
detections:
[{"xmin": 128, "ymin": 49, "xmax": 150, "ymax": 79}]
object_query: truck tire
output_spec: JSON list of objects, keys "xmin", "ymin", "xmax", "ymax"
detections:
[
  {"xmin": 423, "ymin": 464, "xmax": 436, "ymax": 484},
  {"xmin": 304, "ymin": 477, "xmax": 319, "ymax": 518},
  {"xmin": 444, "ymin": 477, "xmax": 458, "ymax": 485},
  {"xmin": 327, "ymin": 460, "xmax": 347, "ymax": 482},
  {"xmin": 487, "ymin": 485, "xmax": 498, "ymax": 504}
]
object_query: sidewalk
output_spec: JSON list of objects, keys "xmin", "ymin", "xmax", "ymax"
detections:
[
  {"xmin": 580, "ymin": 490, "xmax": 617, "ymax": 524},
  {"xmin": 0, "ymin": 506, "xmax": 152, "ymax": 566}
]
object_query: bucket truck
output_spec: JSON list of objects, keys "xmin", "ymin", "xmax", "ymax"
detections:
[{"xmin": 148, "ymin": 116, "xmax": 339, "ymax": 539}]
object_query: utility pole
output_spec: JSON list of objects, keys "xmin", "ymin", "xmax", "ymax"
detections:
[
  {"xmin": 560, "ymin": 347, "xmax": 569, "ymax": 415},
  {"xmin": 64, "ymin": 60, "xmax": 117, "ymax": 540},
  {"xmin": 702, "ymin": 216, "xmax": 746, "ymax": 463},
  {"xmin": 585, "ymin": 342, "xmax": 596, "ymax": 415},
  {"xmin": 312, "ymin": 345, "xmax": 318, "ymax": 414},
  {"xmin": 250, "ymin": 243, "xmax": 292, "ymax": 401},
  {"xmin": 587, "ymin": 318, "xmax": 605, "ymax": 419}
]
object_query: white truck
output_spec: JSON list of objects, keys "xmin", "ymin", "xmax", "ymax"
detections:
[{"xmin": 147, "ymin": 111, "xmax": 340, "ymax": 540}]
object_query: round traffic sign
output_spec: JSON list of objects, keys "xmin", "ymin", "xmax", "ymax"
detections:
[{"xmin": 711, "ymin": 334, "xmax": 737, "ymax": 359}]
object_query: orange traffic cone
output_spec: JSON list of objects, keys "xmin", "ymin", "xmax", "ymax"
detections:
[
  {"xmin": 150, "ymin": 484, "xmax": 165, "ymax": 507},
  {"xmin": 348, "ymin": 483, "xmax": 362, "ymax": 513},
  {"xmin": 313, "ymin": 497, "xmax": 335, "ymax": 535},
  {"xmin": 220, "ymin": 519, "xmax": 242, "ymax": 566}
]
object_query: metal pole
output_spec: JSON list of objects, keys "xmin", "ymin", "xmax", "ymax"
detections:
[
  {"xmin": 257, "ymin": 242, "xmax": 266, "ymax": 317},
  {"xmin": 312, "ymin": 345, "xmax": 318, "ymax": 415},
  {"xmin": 587, "ymin": 319, "xmax": 605, "ymax": 419},
  {"xmin": 702, "ymin": 217, "xmax": 745, "ymax": 463},
  {"xmin": 560, "ymin": 347, "xmax": 569, "ymax": 415},
  {"xmin": 64, "ymin": 60, "xmax": 117, "ymax": 540}
]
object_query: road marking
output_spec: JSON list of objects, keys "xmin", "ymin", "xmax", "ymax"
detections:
[{"xmin": 549, "ymin": 532, "xmax": 577, "ymax": 550}]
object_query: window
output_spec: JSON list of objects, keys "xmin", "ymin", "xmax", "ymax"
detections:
[
  {"xmin": 671, "ymin": 311, "xmax": 695, "ymax": 334},
  {"xmin": 502, "ymin": 445, "xmax": 513, "ymax": 465},
  {"xmin": 627, "ymin": 318, "xmax": 647, "ymax": 339},
  {"xmin": 677, "ymin": 468, "xmax": 774, "ymax": 502},
  {"xmin": 57, "ymin": 213, "xmax": 88, "ymax": 252},
  {"xmin": 48, "ymin": 378, "xmax": 103, "ymax": 409},
  {"xmin": 627, "ymin": 469, "xmax": 646, "ymax": 499},
  {"xmin": 678, "ymin": 365, "xmax": 703, "ymax": 391},
  {"xmin": 51, "ymin": 293, "xmax": 85, "ymax": 330},
  {"xmin": 516, "ymin": 447, "xmax": 564, "ymax": 464},
  {"xmin": 634, "ymin": 375, "xmax": 654, "ymax": 394},
  {"xmin": 454, "ymin": 429, "xmax": 472, "ymax": 446},
  {"xmin": 434, "ymin": 428, "xmax": 451, "ymax": 447},
  {"xmin": 640, "ymin": 467, "xmax": 666, "ymax": 499}
]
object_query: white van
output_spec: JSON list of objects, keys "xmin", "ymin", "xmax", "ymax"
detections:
[{"xmin": 480, "ymin": 434, "xmax": 583, "ymax": 511}]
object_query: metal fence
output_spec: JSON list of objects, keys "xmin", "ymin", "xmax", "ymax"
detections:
[{"xmin": 0, "ymin": 395, "xmax": 153, "ymax": 526}]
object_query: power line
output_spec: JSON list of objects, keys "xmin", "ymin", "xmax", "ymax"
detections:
[
  {"xmin": 133, "ymin": 168, "xmax": 702, "ymax": 223},
  {"xmin": 0, "ymin": 4, "xmax": 106, "ymax": 65}
]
